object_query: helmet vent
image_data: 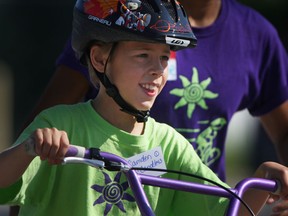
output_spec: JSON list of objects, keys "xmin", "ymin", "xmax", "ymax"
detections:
[
  {"xmin": 141, "ymin": 0, "xmax": 160, "ymax": 13},
  {"xmin": 161, "ymin": 0, "xmax": 177, "ymax": 22}
]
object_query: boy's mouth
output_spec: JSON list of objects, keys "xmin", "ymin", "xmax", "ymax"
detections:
[{"xmin": 140, "ymin": 83, "xmax": 159, "ymax": 96}]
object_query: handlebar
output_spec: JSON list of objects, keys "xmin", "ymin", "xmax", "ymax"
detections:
[
  {"xmin": 63, "ymin": 157, "xmax": 105, "ymax": 168},
  {"xmin": 25, "ymin": 139, "xmax": 129, "ymax": 171},
  {"xmin": 27, "ymin": 141, "xmax": 281, "ymax": 216},
  {"xmin": 64, "ymin": 145, "xmax": 131, "ymax": 171},
  {"xmin": 64, "ymin": 145, "xmax": 281, "ymax": 216}
]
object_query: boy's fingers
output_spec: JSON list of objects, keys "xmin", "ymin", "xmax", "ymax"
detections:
[
  {"xmin": 55, "ymin": 132, "xmax": 69, "ymax": 159},
  {"xmin": 33, "ymin": 129, "xmax": 44, "ymax": 157},
  {"xmin": 267, "ymin": 195, "xmax": 280, "ymax": 204},
  {"xmin": 273, "ymin": 200, "xmax": 288, "ymax": 212},
  {"xmin": 31, "ymin": 128, "xmax": 69, "ymax": 160}
]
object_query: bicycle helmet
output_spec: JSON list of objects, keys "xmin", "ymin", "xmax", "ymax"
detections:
[{"xmin": 72, "ymin": 0, "xmax": 197, "ymax": 61}]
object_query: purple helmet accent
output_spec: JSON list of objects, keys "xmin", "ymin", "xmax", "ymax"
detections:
[{"xmin": 72, "ymin": 0, "xmax": 197, "ymax": 60}]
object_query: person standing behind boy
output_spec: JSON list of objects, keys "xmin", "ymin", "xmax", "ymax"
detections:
[
  {"xmin": 4, "ymin": 0, "xmax": 288, "ymax": 215},
  {"xmin": 152, "ymin": 0, "xmax": 288, "ymax": 182},
  {"xmin": 10, "ymin": 0, "xmax": 288, "ymax": 215}
]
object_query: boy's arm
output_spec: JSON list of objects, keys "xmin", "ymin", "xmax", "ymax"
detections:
[
  {"xmin": 0, "ymin": 127, "xmax": 70, "ymax": 188},
  {"xmin": 0, "ymin": 139, "xmax": 35, "ymax": 188},
  {"xmin": 239, "ymin": 188, "xmax": 269, "ymax": 215},
  {"xmin": 239, "ymin": 161, "xmax": 288, "ymax": 216}
]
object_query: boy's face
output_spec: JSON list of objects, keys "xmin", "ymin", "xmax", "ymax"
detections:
[{"xmin": 107, "ymin": 41, "xmax": 170, "ymax": 111}]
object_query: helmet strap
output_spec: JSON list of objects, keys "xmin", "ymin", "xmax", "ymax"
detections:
[
  {"xmin": 94, "ymin": 43, "xmax": 150, "ymax": 123},
  {"xmin": 95, "ymin": 71, "xmax": 150, "ymax": 122}
]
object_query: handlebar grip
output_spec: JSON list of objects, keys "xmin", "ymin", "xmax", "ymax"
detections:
[
  {"xmin": 66, "ymin": 145, "xmax": 90, "ymax": 158},
  {"xmin": 273, "ymin": 179, "xmax": 281, "ymax": 195}
]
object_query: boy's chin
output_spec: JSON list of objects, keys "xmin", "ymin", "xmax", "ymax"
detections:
[{"xmin": 136, "ymin": 102, "xmax": 153, "ymax": 111}]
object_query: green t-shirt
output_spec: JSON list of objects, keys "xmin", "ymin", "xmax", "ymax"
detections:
[{"xmin": 0, "ymin": 101, "xmax": 228, "ymax": 215}]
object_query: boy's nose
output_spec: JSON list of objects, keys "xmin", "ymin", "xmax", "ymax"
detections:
[{"xmin": 150, "ymin": 59, "xmax": 165, "ymax": 75}]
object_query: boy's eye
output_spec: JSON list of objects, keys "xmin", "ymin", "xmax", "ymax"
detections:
[
  {"xmin": 137, "ymin": 53, "xmax": 148, "ymax": 58},
  {"xmin": 161, "ymin": 56, "xmax": 170, "ymax": 61}
]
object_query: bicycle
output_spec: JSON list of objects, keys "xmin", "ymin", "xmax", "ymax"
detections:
[{"xmin": 61, "ymin": 145, "xmax": 280, "ymax": 216}]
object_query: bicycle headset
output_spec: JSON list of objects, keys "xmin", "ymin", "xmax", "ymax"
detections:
[{"xmin": 71, "ymin": 0, "xmax": 197, "ymax": 122}]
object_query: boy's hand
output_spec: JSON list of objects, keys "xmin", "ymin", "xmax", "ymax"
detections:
[
  {"xmin": 256, "ymin": 162, "xmax": 288, "ymax": 202},
  {"xmin": 269, "ymin": 200, "xmax": 288, "ymax": 216},
  {"xmin": 31, "ymin": 128, "xmax": 70, "ymax": 164}
]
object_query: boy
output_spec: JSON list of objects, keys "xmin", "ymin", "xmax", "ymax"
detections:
[{"xmin": 1, "ymin": 0, "xmax": 288, "ymax": 215}]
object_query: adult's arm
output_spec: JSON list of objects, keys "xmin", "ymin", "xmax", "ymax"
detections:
[{"xmin": 260, "ymin": 101, "xmax": 288, "ymax": 166}]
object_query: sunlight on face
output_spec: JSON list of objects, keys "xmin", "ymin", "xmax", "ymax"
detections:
[{"xmin": 107, "ymin": 41, "xmax": 170, "ymax": 110}]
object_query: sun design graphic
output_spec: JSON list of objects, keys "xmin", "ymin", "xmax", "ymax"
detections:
[
  {"xmin": 170, "ymin": 67, "xmax": 218, "ymax": 118},
  {"xmin": 91, "ymin": 171, "xmax": 135, "ymax": 215}
]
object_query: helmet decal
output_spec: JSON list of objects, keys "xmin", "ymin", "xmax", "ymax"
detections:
[
  {"xmin": 83, "ymin": 0, "xmax": 151, "ymax": 32},
  {"xmin": 115, "ymin": 0, "xmax": 151, "ymax": 32},
  {"xmin": 83, "ymin": 0, "xmax": 119, "ymax": 18},
  {"xmin": 150, "ymin": 19, "xmax": 192, "ymax": 33},
  {"xmin": 165, "ymin": 36, "xmax": 191, "ymax": 47}
]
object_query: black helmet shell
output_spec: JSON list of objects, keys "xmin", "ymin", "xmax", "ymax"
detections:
[{"xmin": 72, "ymin": 0, "xmax": 197, "ymax": 60}]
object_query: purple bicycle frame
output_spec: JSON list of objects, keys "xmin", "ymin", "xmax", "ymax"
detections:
[{"xmin": 66, "ymin": 146, "xmax": 279, "ymax": 216}]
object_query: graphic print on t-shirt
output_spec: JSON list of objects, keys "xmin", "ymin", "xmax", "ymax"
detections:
[
  {"xmin": 91, "ymin": 171, "xmax": 135, "ymax": 215},
  {"xmin": 169, "ymin": 66, "xmax": 227, "ymax": 166},
  {"xmin": 193, "ymin": 118, "xmax": 226, "ymax": 166},
  {"xmin": 170, "ymin": 67, "xmax": 218, "ymax": 118}
]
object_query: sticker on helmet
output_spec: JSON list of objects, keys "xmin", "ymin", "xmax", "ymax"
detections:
[
  {"xmin": 166, "ymin": 36, "xmax": 190, "ymax": 47},
  {"xmin": 115, "ymin": 0, "xmax": 151, "ymax": 32},
  {"xmin": 84, "ymin": 0, "xmax": 118, "ymax": 18}
]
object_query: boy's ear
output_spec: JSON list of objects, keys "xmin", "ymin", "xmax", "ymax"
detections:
[{"xmin": 89, "ymin": 45, "xmax": 108, "ymax": 72}]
